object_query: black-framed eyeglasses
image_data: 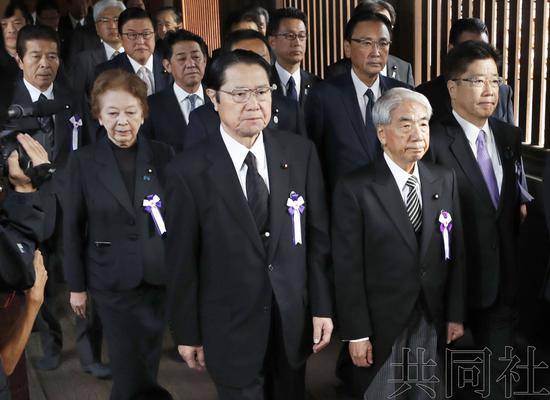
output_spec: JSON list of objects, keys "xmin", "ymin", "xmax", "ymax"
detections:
[
  {"xmin": 349, "ymin": 38, "xmax": 392, "ymax": 50},
  {"xmin": 121, "ymin": 31, "xmax": 154, "ymax": 41},
  {"xmin": 451, "ymin": 77, "xmax": 505, "ymax": 88},
  {"xmin": 273, "ymin": 32, "xmax": 307, "ymax": 41},
  {"xmin": 217, "ymin": 85, "xmax": 276, "ymax": 103}
]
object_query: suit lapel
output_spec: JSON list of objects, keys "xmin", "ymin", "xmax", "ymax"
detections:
[
  {"xmin": 94, "ymin": 137, "xmax": 135, "ymax": 216},
  {"xmin": 418, "ymin": 162, "xmax": 443, "ymax": 263},
  {"xmin": 445, "ymin": 118, "xmax": 496, "ymax": 209},
  {"xmin": 271, "ymin": 65, "xmax": 285, "ymax": 98},
  {"xmin": 153, "ymin": 55, "xmax": 169, "ymax": 92},
  {"xmin": 52, "ymin": 83, "xmax": 72, "ymax": 159},
  {"xmin": 206, "ymin": 134, "xmax": 265, "ymax": 255},
  {"xmin": 165, "ymin": 88, "xmax": 187, "ymax": 127},
  {"xmin": 299, "ymin": 69, "xmax": 313, "ymax": 104},
  {"xmin": 372, "ymin": 157, "xmax": 418, "ymax": 253},
  {"xmin": 489, "ymin": 118, "xmax": 513, "ymax": 216},
  {"xmin": 264, "ymin": 131, "xmax": 290, "ymax": 262},
  {"xmin": 337, "ymin": 73, "xmax": 372, "ymax": 155},
  {"xmin": 132, "ymin": 135, "xmax": 157, "ymax": 212}
]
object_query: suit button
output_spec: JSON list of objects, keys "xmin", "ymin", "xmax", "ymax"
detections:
[
  {"xmin": 264, "ymin": 231, "xmax": 270, "ymax": 238},
  {"xmin": 268, "ymin": 264, "xmax": 273, "ymax": 271},
  {"xmin": 129, "ymin": 234, "xmax": 139, "ymax": 241},
  {"xmin": 263, "ymin": 306, "xmax": 269, "ymax": 313}
]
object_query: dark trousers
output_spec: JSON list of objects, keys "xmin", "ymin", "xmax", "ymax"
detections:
[
  {"xmin": 74, "ymin": 296, "xmax": 103, "ymax": 366},
  {"xmin": 215, "ymin": 302, "xmax": 306, "ymax": 400},
  {"xmin": 467, "ymin": 302, "xmax": 518, "ymax": 400},
  {"xmin": 92, "ymin": 284, "xmax": 171, "ymax": 400}
]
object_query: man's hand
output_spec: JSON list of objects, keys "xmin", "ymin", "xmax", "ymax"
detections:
[
  {"xmin": 520, "ymin": 204, "xmax": 527, "ymax": 223},
  {"xmin": 25, "ymin": 250, "xmax": 47, "ymax": 307},
  {"xmin": 70, "ymin": 291, "xmax": 87, "ymax": 319},
  {"xmin": 178, "ymin": 345, "xmax": 206, "ymax": 371},
  {"xmin": 8, "ymin": 134, "xmax": 50, "ymax": 192},
  {"xmin": 446, "ymin": 322, "xmax": 464, "ymax": 344},
  {"xmin": 349, "ymin": 339, "xmax": 373, "ymax": 367},
  {"xmin": 312, "ymin": 317, "xmax": 333, "ymax": 353}
]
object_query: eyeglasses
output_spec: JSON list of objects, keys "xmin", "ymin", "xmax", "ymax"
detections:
[
  {"xmin": 97, "ymin": 16, "xmax": 119, "ymax": 24},
  {"xmin": 451, "ymin": 77, "xmax": 505, "ymax": 88},
  {"xmin": 121, "ymin": 31, "xmax": 154, "ymax": 41},
  {"xmin": 273, "ymin": 32, "xmax": 307, "ymax": 41},
  {"xmin": 350, "ymin": 38, "xmax": 391, "ymax": 50},
  {"xmin": 217, "ymin": 85, "xmax": 276, "ymax": 103}
]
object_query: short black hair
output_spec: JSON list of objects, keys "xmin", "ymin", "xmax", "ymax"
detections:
[
  {"xmin": 36, "ymin": 0, "xmax": 59, "ymax": 16},
  {"xmin": 163, "ymin": 29, "xmax": 208, "ymax": 60},
  {"xmin": 444, "ymin": 40, "xmax": 501, "ymax": 80},
  {"xmin": 155, "ymin": 6, "xmax": 181, "ymax": 24},
  {"xmin": 267, "ymin": 7, "xmax": 307, "ymax": 36},
  {"xmin": 344, "ymin": 11, "xmax": 392, "ymax": 41},
  {"xmin": 16, "ymin": 24, "xmax": 59, "ymax": 58},
  {"xmin": 206, "ymin": 49, "xmax": 271, "ymax": 91},
  {"xmin": 449, "ymin": 18, "xmax": 489, "ymax": 45},
  {"xmin": 117, "ymin": 7, "xmax": 152, "ymax": 33},
  {"xmin": 242, "ymin": 6, "xmax": 269, "ymax": 25},
  {"xmin": 3, "ymin": 0, "xmax": 32, "ymax": 23},
  {"xmin": 353, "ymin": 0, "xmax": 396, "ymax": 26},
  {"xmin": 223, "ymin": 29, "xmax": 270, "ymax": 53}
]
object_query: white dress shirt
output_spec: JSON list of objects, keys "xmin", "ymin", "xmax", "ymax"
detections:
[
  {"xmin": 275, "ymin": 61, "xmax": 301, "ymax": 101},
  {"xmin": 220, "ymin": 125, "xmax": 270, "ymax": 199},
  {"xmin": 103, "ymin": 42, "xmax": 124, "ymax": 60},
  {"xmin": 23, "ymin": 79, "xmax": 54, "ymax": 101},
  {"xmin": 173, "ymin": 83, "xmax": 204, "ymax": 123},
  {"xmin": 452, "ymin": 110, "xmax": 503, "ymax": 193},
  {"xmin": 384, "ymin": 152, "xmax": 422, "ymax": 207},
  {"xmin": 351, "ymin": 68, "xmax": 381, "ymax": 125}
]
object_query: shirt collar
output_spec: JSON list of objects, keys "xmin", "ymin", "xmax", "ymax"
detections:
[
  {"xmin": 173, "ymin": 82, "xmax": 204, "ymax": 104},
  {"xmin": 102, "ymin": 42, "xmax": 124, "ymax": 60},
  {"xmin": 381, "ymin": 64, "xmax": 387, "ymax": 77},
  {"xmin": 452, "ymin": 110, "xmax": 491, "ymax": 147},
  {"xmin": 351, "ymin": 67, "xmax": 381, "ymax": 99},
  {"xmin": 23, "ymin": 79, "xmax": 54, "ymax": 102},
  {"xmin": 128, "ymin": 54, "xmax": 154, "ymax": 74},
  {"xmin": 275, "ymin": 61, "xmax": 300, "ymax": 87},
  {"xmin": 219, "ymin": 124, "xmax": 266, "ymax": 173},
  {"xmin": 69, "ymin": 13, "xmax": 85, "ymax": 28},
  {"xmin": 383, "ymin": 152, "xmax": 421, "ymax": 193}
]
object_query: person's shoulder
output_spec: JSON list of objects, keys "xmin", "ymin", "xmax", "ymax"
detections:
[
  {"xmin": 166, "ymin": 140, "xmax": 210, "ymax": 176},
  {"xmin": 382, "ymin": 74, "xmax": 413, "ymax": 90},
  {"xmin": 419, "ymin": 159, "xmax": 453, "ymax": 179},
  {"xmin": 266, "ymin": 128, "xmax": 311, "ymax": 150},
  {"xmin": 147, "ymin": 86, "xmax": 173, "ymax": 105}
]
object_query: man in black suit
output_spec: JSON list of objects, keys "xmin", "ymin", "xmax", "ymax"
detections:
[
  {"xmin": 57, "ymin": 0, "xmax": 94, "ymax": 61},
  {"xmin": 71, "ymin": 0, "xmax": 125, "ymax": 143},
  {"xmin": 13, "ymin": 25, "xmax": 108, "ymax": 377},
  {"xmin": 305, "ymin": 11, "xmax": 411, "ymax": 190},
  {"xmin": 95, "ymin": 7, "xmax": 171, "ymax": 96},
  {"xmin": 333, "ymin": 88, "xmax": 465, "ymax": 398},
  {"xmin": 428, "ymin": 41, "xmax": 523, "ymax": 400},
  {"xmin": 165, "ymin": 50, "xmax": 334, "ymax": 399},
  {"xmin": 185, "ymin": 29, "xmax": 305, "ymax": 149},
  {"xmin": 268, "ymin": 7, "xmax": 320, "ymax": 106},
  {"xmin": 140, "ymin": 29, "xmax": 207, "ymax": 153},
  {"xmin": 324, "ymin": 0, "xmax": 415, "ymax": 86}
]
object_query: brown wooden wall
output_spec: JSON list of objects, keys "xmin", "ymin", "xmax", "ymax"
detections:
[{"xmin": 180, "ymin": 0, "xmax": 221, "ymax": 55}]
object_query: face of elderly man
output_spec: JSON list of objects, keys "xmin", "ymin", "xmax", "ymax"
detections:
[
  {"xmin": 377, "ymin": 100, "xmax": 430, "ymax": 172},
  {"xmin": 207, "ymin": 62, "xmax": 272, "ymax": 144},
  {"xmin": 95, "ymin": 6, "xmax": 123, "ymax": 46}
]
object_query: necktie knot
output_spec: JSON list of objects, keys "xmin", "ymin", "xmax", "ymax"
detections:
[
  {"xmin": 244, "ymin": 151, "xmax": 257, "ymax": 171},
  {"xmin": 365, "ymin": 88, "xmax": 375, "ymax": 103},
  {"xmin": 286, "ymin": 76, "xmax": 298, "ymax": 101},
  {"xmin": 406, "ymin": 175, "xmax": 419, "ymax": 190},
  {"xmin": 476, "ymin": 129, "xmax": 487, "ymax": 147},
  {"xmin": 187, "ymin": 94, "xmax": 198, "ymax": 111},
  {"xmin": 138, "ymin": 66, "xmax": 153, "ymax": 95}
]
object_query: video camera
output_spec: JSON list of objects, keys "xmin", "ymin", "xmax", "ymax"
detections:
[{"xmin": 0, "ymin": 99, "xmax": 70, "ymax": 177}]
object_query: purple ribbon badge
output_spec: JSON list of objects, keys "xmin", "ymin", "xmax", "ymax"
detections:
[
  {"xmin": 69, "ymin": 114, "xmax": 82, "ymax": 150},
  {"xmin": 286, "ymin": 191, "xmax": 305, "ymax": 245},
  {"xmin": 438, "ymin": 210, "xmax": 452, "ymax": 260},
  {"xmin": 143, "ymin": 194, "xmax": 166, "ymax": 236}
]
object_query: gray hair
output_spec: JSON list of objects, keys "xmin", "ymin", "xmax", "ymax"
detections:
[
  {"xmin": 93, "ymin": 0, "xmax": 126, "ymax": 22},
  {"xmin": 372, "ymin": 88, "xmax": 433, "ymax": 126}
]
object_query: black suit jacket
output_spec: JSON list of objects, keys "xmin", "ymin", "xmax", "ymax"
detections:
[
  {"xmin": 325, "ymin": 55, "xmax": 415, "ymax": 86},
  {"xmin": 305, "ymin": 71, "xmax": 412, "ymax": 189},
  {"xmin": 428, "ymin": 115, "xmax": 522, "ymax": 308},
  {"xmin": 58, "ymin": 12, "xmax": 96, "ymax": 63},
  {"xmin": 271, "ymin": 65, "xmax": 320, "ymax": 106},
  {"xmin": 184, "ymin": 94, "xmax": 305, "ymax": 150},
  {"xmin": 94, "ymin": 53, "xmax": 172, "ymax": 94},
  {"xmin": 63, "ymin": 135, "xmax": 174, "ymax": 292},
  {"xmin": 333, "ymin": 157, "xmax": 465, "ymax": 395},
  {"xmin": 416, "ymin": 75, "xmax": 515, "ymax": 124},
  {"xmin": 165, "ymin": 129, "xmax": 332, "ymax": 387},
  {"xmin": 140, "ymin": 85, "xmax": 210, "ymax": 153}
]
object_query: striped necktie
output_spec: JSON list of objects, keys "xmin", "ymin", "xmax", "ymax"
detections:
[{"xmin": 405, "ymin": 175, "xmax": 422, "ymax": 232}]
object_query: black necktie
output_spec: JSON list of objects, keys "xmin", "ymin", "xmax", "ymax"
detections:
[
  {"xmin": 37, "ymin": 94, "xmax": 55, "ymax": 156},
  {"xmin": 244, "ymin": 151, "xmax": 269, "ymax": 233},
  {"xmin": 364, "ymin": 89, "xmax": 378, "ymax": 159},
  {"xmin": 287, "ymin": 76, "xmax": 298, "ymax": 101}
]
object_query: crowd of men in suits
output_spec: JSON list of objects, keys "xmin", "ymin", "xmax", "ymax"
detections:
[{"xmin": 0, "ymin": 0, "xmax": 540, "ymax": 399}]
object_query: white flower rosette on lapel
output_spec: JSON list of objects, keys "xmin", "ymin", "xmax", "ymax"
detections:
[
  {"xmin": 286, "ymin": 191, "xmax": 305, "ymax": 245},
  {"xmin": 438, "ymin": 210, "xmax": 452, "ymax": 260},
  {"xmin": 69, "ymin": 114, "xmax": 82, "ymax": 150},
  {"xmin": 143, "ymin": 194, "xmax": 166, "ymax": 236}
]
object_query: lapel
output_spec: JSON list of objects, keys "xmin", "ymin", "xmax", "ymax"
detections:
[
  {"xmin": 336, "ymin": 73, "xmax": 371, "ymax": 155},
  {"xmin": 93, "ymin": 46, "xmax": 107, "ymax": 65},
  {"xmin": 488, "ymin": 118, "xmax": 513, "ymax": 215},
  {"xmin": 205, "ymin": 133, "xmax": 265, "ymax": 256},
  {"xmin": 52, "ymin": 83, "xmax": 72, "ymax": 159},
  {"xmin": 12, "ymin": 80, "xmax": 32, "ymax": 104},
  {"xmin": 372, "ymin": 157, "xmax": 418, "ymax": 254},
  {"xmin": 94, "ymin": 136, "xmax": 135, "ymax": 216},
  {"xmin": 263, "ymin": 130, "xmax": 290, "ymax": 262},
  {"xmin": 165, "ymin": 87, "xmax": 187, "ymax": 127},
  {"xmin": 417, "ymin": 161, "xmax": 443, "ymax": 263},
  {"xmin": 118, "ymin": 53, "xmax": 135, "ymax": 74},
  {"xmin": 444, "ymin": 116, "xmax": 496, "ymax": 211},
  {"xmin": 153, "ymin": 54, "xmax": 169, "ymax": 92},
  {"xmin": 271, "ymin": 65, "xmax": 285, "ymax": 98},
  {"xmin": 299, "ymin": 69, "xmax": 313, "ymax": 104},
  {"xmin": 132, "ymin": 135, "xmax": 158, "ymax": 212}
]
